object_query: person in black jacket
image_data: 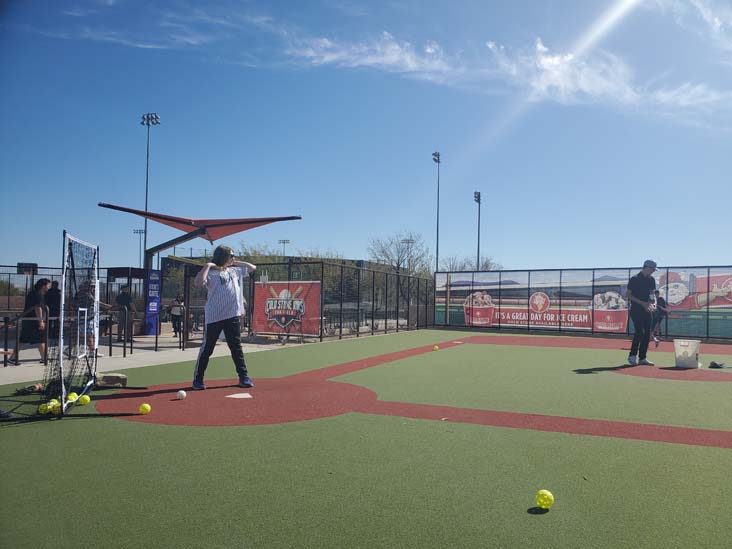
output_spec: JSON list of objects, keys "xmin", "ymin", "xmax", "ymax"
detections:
[
  {"xmin": 45, "ymin": 280, "xmax": 61, "ymax": 338},
  {"xmin": 626, "ymin": 260, "xmax": 657, "ymax": 366}
]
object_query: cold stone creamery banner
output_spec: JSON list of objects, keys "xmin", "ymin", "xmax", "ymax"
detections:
[
  {"xmin": 463, "ymin": 291, "xmax": 628, "ymax": 332},
  {"xmin": 252, "ymin": 281, "xmax": 321, "ymax": 336}
]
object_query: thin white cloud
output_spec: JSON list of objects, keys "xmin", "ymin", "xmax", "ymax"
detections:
[
  {"xmin": 487, "ymin": 38, "xmax": 640, "ymax": 105},
  {"xmin": 80, "ymin": 27, "xmax": 169, "ymax": 49},
  {"xmin": 651, "ymin": 81, "xmax": 732, "ymax": 110},
  {"xmin": 485, "ymin": 37, "xmax": 732, "ymax": 115},
  {"xmin": 284, "ymin": 31, "xmax": 453, "ymax": 81},
  {"xmin": 650, "ymin": 0, "xmax": 732, "ymax": 55},
  {"xmin": 63, "ymin": 7, "xmax": 96, "ymax": 17}
]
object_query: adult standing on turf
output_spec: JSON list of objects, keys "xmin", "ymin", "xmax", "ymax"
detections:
[
  {"xmin": 191, "ymin": 245, "xmax": 256, "ymax": 390},
  {"xmin": 46, "ymin": 280, "xmax": 61, "ymax": 338},
  {"xmin": 10, "ymin": 278, "xmax": 51, "ymax": 364},
  {"xmin": 115, "ymin": 285, "xmax": 136, "ymax": 342},
  {"xmin": 626, "ymin": 259, "xmax": 657, "ymax": 366}
]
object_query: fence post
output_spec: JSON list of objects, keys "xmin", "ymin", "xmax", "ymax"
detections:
[
  {"xmin": 3, "ymin": 316, "xmax": 8, "ymax": 367},
  {"xmin": 356, "ymin": 269, "xmax": 361, "ymax": 337},
  {"xmin": 339, "ymin": 264, "xmax": 344, "ymax": 340},
  {"xmin": 371, "ymin": 271, "xmax": 376, "ymax": 336},
  {"xmin": 42, "ymin": 305, "xmax": 49, "ymax": 365},
  {"xmin": 384, "ymin": 274, "xmax": 388, "ymax": 334}
]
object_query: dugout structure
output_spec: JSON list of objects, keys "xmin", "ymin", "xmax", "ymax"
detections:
[{"xmin": 42, "ymin": 232, "xmax": 100, "ymax": 412}]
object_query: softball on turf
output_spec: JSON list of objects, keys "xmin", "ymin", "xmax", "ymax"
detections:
[
  {"xmin": 139, "ymin": 403, "xmax": 152, "ymax": 415},
  {"xmin": 67, "ymin": 392, "xmax": 79, "ymax": 402},
  {"xmin": 535, "ymin": 489, "xmax": 555, "ymax": 509},
  {"xmin": 50, "ymin": 403, "xmax": 62, "ymax": 415},
  {"xmin": 49, "ymin": 398, "xmax": 60, "ymax": 407},
  {"xmin": 78, "ymin": 395, "xmax": 91, "ymax": 406},
  {"xmin": 433, "ymin": 345, "xmax": 439, "ymax": 351},
  {"xmin": 176, "ymin": 390, "xmax": 187, "ymax": 400},
  {"xmin": 38, "ymin": 403, "xmax": 49, "ymax": 415}
]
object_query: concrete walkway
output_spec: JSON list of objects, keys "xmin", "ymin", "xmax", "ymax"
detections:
[{"xmin": 1, "ymin": 334, "xmax": 279, "ymax": 386}]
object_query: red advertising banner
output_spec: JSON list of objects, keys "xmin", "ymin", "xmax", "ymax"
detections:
[
  {"xmin": 252, "ymin": 281, "xmax": 321, "ymax": 336},
  {"xmin": 462, "ymin": 291, "xmax": 627, "ymax": 332},
  {"xmin": 659, "ymin": 272, "xmax": 732, "ymax": 311}
]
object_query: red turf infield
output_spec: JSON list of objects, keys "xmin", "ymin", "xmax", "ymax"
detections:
[{"xmin": 95, "ymin": 335, "xmax": 732, "ymax": 447}]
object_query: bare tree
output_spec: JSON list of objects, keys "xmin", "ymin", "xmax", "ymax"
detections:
[
  {"xmin": 367, "ymin": 231, "xmax": 432, "ymax": 277},
  {"xmin": 479, "ymin": 256, "xmax": 502, "ymax": 271}
]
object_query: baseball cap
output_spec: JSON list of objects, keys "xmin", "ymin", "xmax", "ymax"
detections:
[{"xmin": 643, "ymin": 259, "xmax": 657, "ymax": 270}]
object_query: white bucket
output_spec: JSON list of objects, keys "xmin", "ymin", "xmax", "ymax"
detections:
[{"xmin": 673, "ymin": 339, "xmax": 701, "ymax": 369}]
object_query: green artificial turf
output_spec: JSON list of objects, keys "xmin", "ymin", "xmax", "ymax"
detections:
[
  {"xmin": 2, "ymin": 330, "xmax": 731, "ymax": 548},
  {"xmin": 337, "ymin": 343, "xmax": 732, "ymax": 430}
]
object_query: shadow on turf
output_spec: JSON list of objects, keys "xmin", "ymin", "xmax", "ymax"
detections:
[
  {"xmin": 0, "ymin": 410, "xmax": 137, "ymax": 426},
  {"xmin": 573, "ymin": 364, "xmax": 637, "ymax": 375},
  {"xmin": 527, "ymin": 507, "xmax": 549, "ymax": 515}
]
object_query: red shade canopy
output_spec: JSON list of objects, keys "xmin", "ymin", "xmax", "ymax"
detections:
[{"xmin": 99, "ymin": 203, "xmax": 301, "ymax": 243}]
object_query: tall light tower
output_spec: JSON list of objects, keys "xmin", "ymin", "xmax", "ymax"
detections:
[
  {"xmin": 133, "ymin": 229, "xmax": 145, "ymax": 268},
  {"xmin": 140, "ymin": 112, "xmax": 160, "ymax": 268},
  {"xmin": 278, "ymin": 239, "xmax": 290, "ymax": 257},
  {"xmin": 474, "ymin": 191, "xmax": 482, "ymax": 271},
  {"xmin": 401, "ymin": 238, "xmax": 415, "ymax": 274},
  {"xmin": 432, "ymin": 151, "xmax": 441, "ymax": 272}
]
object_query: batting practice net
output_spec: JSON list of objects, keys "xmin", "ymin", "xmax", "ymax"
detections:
[{"xmin": 42, "ymin": 232, "xmax": 99, "ymax": 412}]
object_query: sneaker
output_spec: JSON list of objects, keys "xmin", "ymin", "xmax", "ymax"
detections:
[
  {"xmin": 239, "ymin": 376, "xmax": 254, "ymax": 388},
  {"xmin": 639, "ymin": 358, "xmax": 655, "ymax": 366},
  {"xmin": 191, "ymin": 380, "xmax": 206, "ymax": 390},
  {"xmin": 627, "ymin": 355, "xmax": 638, "ymax": 366}
]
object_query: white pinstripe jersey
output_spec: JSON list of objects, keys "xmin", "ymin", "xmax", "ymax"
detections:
[{"xmin": 203, "ymin": 266, "xmax": 249, "ymax": 324}]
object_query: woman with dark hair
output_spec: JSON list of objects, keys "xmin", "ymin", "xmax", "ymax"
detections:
[
  {"xmin": 9, "ymin": 278, "xmax": 51, "ymax": 364},
  {"xmin": 191, "ymin": 245, "xmax": 256, "ymax": 390}
]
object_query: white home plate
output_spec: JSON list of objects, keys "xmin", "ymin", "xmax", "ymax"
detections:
[{"xmin": 225, "ymin": 393, "xmax": 253, "ymax": 399}]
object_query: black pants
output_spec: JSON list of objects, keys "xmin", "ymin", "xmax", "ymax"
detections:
[
  {"xmin": 171, "ymin": 314, "xmax": 182, "ymax": 336},
  {"xmin": 193, "ymin": 317, "xmax": 248, "ymax": 382},
  {"xmin": 630, "ymin": 306, "xmax": 652, "ymax": 360}
]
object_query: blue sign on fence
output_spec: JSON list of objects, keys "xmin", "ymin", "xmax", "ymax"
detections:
[{"xmin": 145, "ymin": 269, "xmax": 161, "ymax": 335}]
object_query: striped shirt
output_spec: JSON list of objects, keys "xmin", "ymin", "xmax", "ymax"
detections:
[{"xmin": 203, "ymin": 266, "xmax": 249, "ymax": 325}]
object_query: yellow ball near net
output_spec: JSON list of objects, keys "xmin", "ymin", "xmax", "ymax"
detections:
[
  {"xmin": 78, "ymin": 395, "xmax": 91, "ymax": 406},
  {"xmin": 535, "ymin": 489, "xmax": 555, "ymax": 509}
]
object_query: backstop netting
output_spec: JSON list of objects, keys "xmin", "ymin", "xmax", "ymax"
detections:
[{"xmin": 43, "ymin": 231, "xmax": 99, "ymax": 412}]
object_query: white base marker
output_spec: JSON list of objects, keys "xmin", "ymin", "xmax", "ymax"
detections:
[{"xmin": 225, "ymin": 393, "xmax": 253, "ymax": 399}]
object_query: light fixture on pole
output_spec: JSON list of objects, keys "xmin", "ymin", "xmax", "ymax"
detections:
[
  {"xmin": 400, "ymin": 238, "xmax": 415, "ymax": 273},
  {"xmin": 140, "ymin": 112, "xmax": 160, "ymax": 269},
  {"xmin": 474, "ymin": 191, "xmax": 481, "ymax": 271},
  {"xmin": 133, "ymin": 229, "xmax": 145, "ymax": 268},
  {"xmin": 432, "ymin": 151, "xmax": 441, "ymax": 272},
  {"xmin": 278, "ymin": 239, "xmax": 290, "ymax": 257}
]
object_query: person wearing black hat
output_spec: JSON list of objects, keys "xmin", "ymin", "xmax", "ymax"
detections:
[{"xmin": 626, "ymin": 260, "xmax": 657, "ymax": 365}]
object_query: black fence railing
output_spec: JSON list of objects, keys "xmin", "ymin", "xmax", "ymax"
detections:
[{"xmin": 436, "ymin": 265, "xmax": 732, "ymax": 340}]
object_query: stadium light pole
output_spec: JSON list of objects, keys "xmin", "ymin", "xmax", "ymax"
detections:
[
  {"xmin": 432, "ymin": 151, "xmax": 441, "ymax": 273},
  {"xmin": 133, "ymin": 229, "xmax": 145, "ymax": 268},
  {"xmin": 401, "ymin": 238, "xmax": 415, "ymax": 274},
  {"xmin": 140, "ymin": 113, "xmax": 160, "ymax": 269},
  {"xmin": 278, "ymin": 239, "xmax": 290, "ymax": 257},
  {"xmin": 474, "ymin": 191, "xmax": 482, "ymax": 271}
]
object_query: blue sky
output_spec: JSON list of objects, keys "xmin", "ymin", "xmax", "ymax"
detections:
[{"xmin": 1, "ymin": 0, "xmax": 731, "ymax": 271}]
